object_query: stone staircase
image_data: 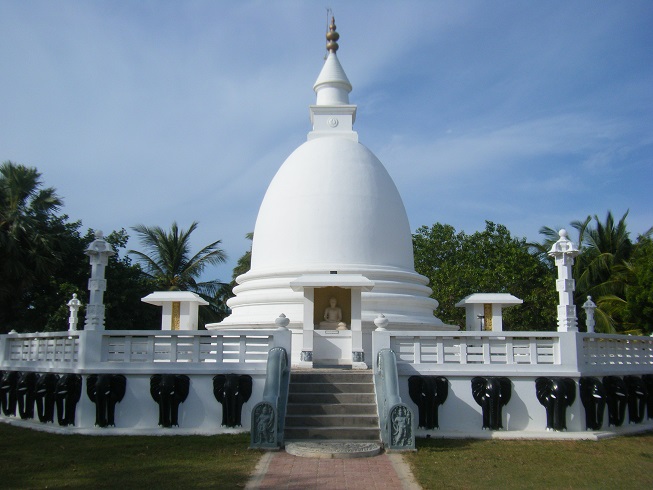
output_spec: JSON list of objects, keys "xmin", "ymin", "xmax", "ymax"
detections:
[{"xmin": 284, "ymin": 369, "xmax": 380, "ymax": 442}]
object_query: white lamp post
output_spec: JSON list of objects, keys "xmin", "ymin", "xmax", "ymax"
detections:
[{"xmin": 582, "ymin": 296, "xmax": 597, "ymax": 333}]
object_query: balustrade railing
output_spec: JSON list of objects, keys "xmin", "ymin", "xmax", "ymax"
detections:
[
  {"xmin": 2, "ymin": 329, "xmax": 288, "ymax": 371},
  {"xmin": 5, "ymin": 332, "xmax": 80, "ymax": 363},
  {"xmin": 385, "ymin": 332, "xmax": 560, "ymax": 366},
  {"xmin": 581, "ymin": 333, "xmax": 653, "ymax": 368}
]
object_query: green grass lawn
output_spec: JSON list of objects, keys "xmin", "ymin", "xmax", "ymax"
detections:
[
  {"xmin": 404, "ymin": 432, "xmax": 653, "ymax": 489},
  {"xmin": 0, "ymin": 424, "xmax": 262, "ymax": 489},
  {"xmin": 2, "ymin": 423, "xmax": 652, "ymax": 489}
]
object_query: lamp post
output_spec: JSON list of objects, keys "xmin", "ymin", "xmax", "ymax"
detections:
[
  {"xmin": 84, "ymin": 231, "xmax": 114, "ymax": 330},
  {"xmin": 548, "ymin": 229, "xmax": 580, "ymax": 332},
  {"xmin": 582, "ymin": 296, "xmax": 597, "ymax": 333},
  {"xmin": 67, "ymin": 293, "xmax": 82, "ymax": 332}
]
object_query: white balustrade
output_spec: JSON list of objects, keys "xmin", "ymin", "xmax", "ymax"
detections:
[
  {"xmin": 581, "ymin": 333, "xmax": 653, "ymax": 369},
  {"xmin": 384, "ymin": 332, "xmax": 560, "ymax": 367},
  {"xmin": 1, "ymin": 329, "xmax": 288, "ymax": 373},
  {"xmin": 4, "ymin": 332, "xmax": 80, "ymax": 363}
]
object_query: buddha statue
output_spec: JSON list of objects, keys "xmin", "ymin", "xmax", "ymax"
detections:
[{"xmin": 319, "ymin": 297, "xmax": 348, "ymax": 330}]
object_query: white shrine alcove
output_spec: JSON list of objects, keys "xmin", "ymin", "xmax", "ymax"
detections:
[
  {"xmin": 455, "ymin": 293, "xmax": 523, "ymax": 332},
  {"xmin": 290, "ymin": 274, "xmax": 374, "ymax": 368},
  {"xmin": 142, "ymin": 291, "xmax": 209, "ymax": 331}
]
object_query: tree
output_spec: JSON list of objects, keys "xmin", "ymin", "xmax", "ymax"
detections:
[
  {"xmin": 533, "ymin": 211, "xmax": 652, "ymax": 333},
  {"xmin": 413, "ymin": 222, "xmax": 556, "ymax": 331},
  {"xmin": 624, "ymin": 236, "xmax": 653, "ymax": 334},
  {"xmin": 129, "ymin": 222, "xmax": 228, "ymax": 326},
  {"xmin": 0, "ymin": 161, "xmax": 69, "ymax": 330}
]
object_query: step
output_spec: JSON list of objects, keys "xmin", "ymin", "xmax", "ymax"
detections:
[
  {"xmin": 289, "ymin": 382, "xmax": 374, "ymax": 394},
  {"xmin": 284, "ymin": 427, "xmax": 380, "ymax": 441},
  {"xmin": 286, "ymin": 403, "xmax": 377, "ymax": 416},
  {"xmin": 290, "ymin": 372, "xmax": 374, "ymax": 384},
  {"xmin": 285, "ymin": 441, "xmax": 382, "ymax": 459},
  {"xmin": 287, "ymin": 392, "xmax": 376, "ymax": 405},
  {"xmin": 285, "ymin": 414, "xmax": 379, "ymax": 428}
]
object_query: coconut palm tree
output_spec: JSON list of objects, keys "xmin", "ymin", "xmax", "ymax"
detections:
[
  {"xmin": 0, "ymin": 161, "xmax": 66, "ymax": 322},
  {"xmin": 129, "ymin": 222, "xmax": 228, "ymax": 325}
]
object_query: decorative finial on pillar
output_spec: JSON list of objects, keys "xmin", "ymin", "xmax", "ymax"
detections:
[
  {"xmin": 326, "ymin": 16, "xmax": 340, "ymax": 53},
  {"xmin": 275, "ymin": 313, "xmax": 290, "ymax": 329},
  {"xmin": 374, "ymin": 314, "xmax": 389, "ymax": 331}
]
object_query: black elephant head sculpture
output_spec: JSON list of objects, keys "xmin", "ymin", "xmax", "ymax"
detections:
[
  {"xmin": 642, "ymin": 374, "xmax": 653, "ymax": 420},
  {"xmin": 87, "ymin": 374, "xmax": 127, "ymax": 427},
  {"xmin": 0, "ymin": 371, "xmax": 18, "ymax": 416},
  {"xmin": 624, "ymin": 375, "xmax": 647, "ymax": 424},
  {"xmin": 471, "ymin": 377, "xmax": 511, "ymax": 430},
  {"xmin": 56, "ymin": 374, "xmax": 82, "ymax": 426},
  {"xmin": 34, "ymin": 373, "xmax": 59, "ymax": 423},
  {"xmin": 213, "ymin": 374, "xmax": 253, "ymax": 427},
  {"xmin": 579, "ymin": 377, "xmax": 606, "ymax": 430},
  {"xmin": 535, "ymin": 377, "xmax": 576, "ymax": 431},
  {"xmin": 150, "ymin": 374, "xmax": 190, "ymax": 428},
  {"xmin": 408, "ymin": 375, "xmax": 448, "ymax": 429},
  {"xmin": 17, "ymin": 372, "xmax": 38, "ymax": 420},
  {"xmin": 603, "ymin": 376, "xmax": 628, "ymax": 427}
]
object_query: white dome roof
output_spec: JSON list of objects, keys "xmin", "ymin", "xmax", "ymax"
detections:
[{"xmin": 251, "ymin": 137, "xmax": 414, "ymax": 273}]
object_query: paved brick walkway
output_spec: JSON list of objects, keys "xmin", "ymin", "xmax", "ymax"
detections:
[{"xmin": 246, "ymin": 451, "xmax": 420, "ymax": 490}]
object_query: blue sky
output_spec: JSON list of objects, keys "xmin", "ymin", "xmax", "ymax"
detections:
[{"xmin": 2, "ymin": 1, "xmax": 652, "ymax": 282}]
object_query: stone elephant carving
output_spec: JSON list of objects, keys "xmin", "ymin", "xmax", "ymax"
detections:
[
  {"xmin": 150, "ymin": 374, "xmax": 190, "ymax": 428},
  {"xmin": 87, "ymin": 374, "xmax": 127, "ymax": 427},
  {"xmin": 17, "ymin": 372, "xmax": 38, "ymax": 420},
  {"xmin": 535, "ymin": 377, "xmax": 576, "ymax": 431},
  {"xmin": 579, "ymin": 377, "xmax": 606, "ymax": 430},
  {"xmin": 213, "ymin": 374, "xmax": 253, "ymax": 427},
  {"xmin": 34, "ymin": 373, "xmax": 58, "ymax": 423},
  {"xmin": 642, "ymin": 374, "xmax": 653, "ymax": 420},
  {"xmin": 408, "ymin": 375, "xmax": 448, "ymax": 429},
  {"xmin": 471, "ymin": 377, "xmax": 511, "ymax": 430},
  {"xmin": 603, "ymin": 376, "xmax": 627, "ymax": 427},
  {"xmin": 56, "ymin": 374, "xmax": 82, "ymax": 426},
  {"xmin": 624, "ymin": 375, "xmax": 647, "ymax": 424},
  {"xmin": 0, "ymin": 371, "xmax": 18, "ymax": 416}
]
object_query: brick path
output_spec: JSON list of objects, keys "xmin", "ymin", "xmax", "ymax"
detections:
[{"xmin": 246, "ymin": 451, "xmax": 420, "ymax": 490}]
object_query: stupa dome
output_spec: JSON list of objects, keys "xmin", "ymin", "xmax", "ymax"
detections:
[{"xmin": 251, "ymin": 137, "xmax": 414, "ymax": 273}]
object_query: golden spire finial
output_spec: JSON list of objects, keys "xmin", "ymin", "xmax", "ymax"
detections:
[{"xmin": 326, "ymin": 16, "xmax": 339, "ymax": 53}]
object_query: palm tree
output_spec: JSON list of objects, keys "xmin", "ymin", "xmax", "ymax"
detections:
[
  {"xmin": 129, "ymin": 222, "xmax": 228, "ymax": 324},
  {"xmin": 0, "ymin": 161, "xmax": 65, "ymax": 323},
  {"xmin": 533, "ymin": 211, "xmax": 649, "ymax": 333}
]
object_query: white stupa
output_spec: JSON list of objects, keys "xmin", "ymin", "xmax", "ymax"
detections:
[{"xmin": 208, "ymin": 19, "xmax": 456, "ymax": 367}]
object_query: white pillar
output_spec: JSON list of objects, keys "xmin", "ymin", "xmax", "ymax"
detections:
[
  {"xmin": 300, "ymin": 288, "xmax": 314, "ymax": 365},
  {"xmin": 84, "ymin": 231, "xmax": 115, "ymax": 330},
  {"xmin": 548, "ymin": 229, "xmax": 580, "ymax": 332},
  {"xmin": 67, "ymin": 294, "xmax": 82, "ymax": 332},
  {"xmin": 350, "ymin": 287, "xmax": 365, "ymax": 368}
]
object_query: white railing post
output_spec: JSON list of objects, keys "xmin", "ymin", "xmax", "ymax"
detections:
[
  {"xmin": 372, "ymin": 317, "xmax": 391, "ymax": 366},
  {"xmin": 557, "ymin": 332, "xmax": 581, "ymax": 371},
  {"xmin": 77, "ymin": 330, "xmax": 103, "ymax": 368}
]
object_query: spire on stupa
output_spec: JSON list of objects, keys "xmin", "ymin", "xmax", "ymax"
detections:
[
  {"xmin": 313, "ymin": 17, "xmax": 353, "ymax": 106},
  {"xmin": 309, "ymin": 16, "xmax": 357, "ymax": 141}
]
